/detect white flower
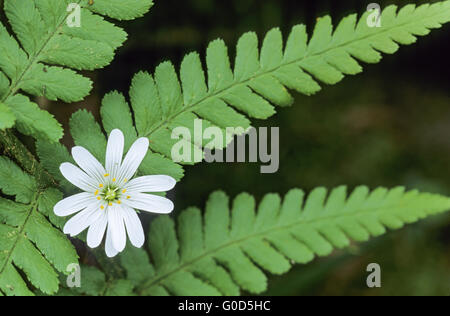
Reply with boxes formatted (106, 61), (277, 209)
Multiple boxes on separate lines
(54, 129), (176, 258)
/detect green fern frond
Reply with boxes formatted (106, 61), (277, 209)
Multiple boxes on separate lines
(0, 0), (153, 141)
(0, 156), (78, 296)
(54, 1), (450, 180)
(37, 1), (450, 184)
(115, 186), (450, 296)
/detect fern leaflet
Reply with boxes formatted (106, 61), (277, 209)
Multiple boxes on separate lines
(132, 186), (450, 296)
(0, 0), (153, 141)
(42, 1), (450, 181)
(0, 156), (78, 295)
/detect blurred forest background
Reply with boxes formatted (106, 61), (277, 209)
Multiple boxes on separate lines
(10, 0), (450, 295)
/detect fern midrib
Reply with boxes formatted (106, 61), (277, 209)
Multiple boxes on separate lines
(0, 191), (42, 277)
(143, 7), (448, 141)
(0, 0), (83, 104)
(138, 197), (438, 294)
(0, 130), (57, 187)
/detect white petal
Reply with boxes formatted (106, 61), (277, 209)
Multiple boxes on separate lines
(124, 193), (174, 214)
(117, 137), (149, 183)
(60, 163), (98, 192)
(122, 206), (145, 248)
(124, 175), (176, 193)
(54, 192), (95, 217)
(107, 205), (127, 252)
(105, 129), (124, 178)
(87, 212), (108, 248)
(72, 146), (106, 184)
(105, 225), (119, 258)
(63, 203), (102, 237)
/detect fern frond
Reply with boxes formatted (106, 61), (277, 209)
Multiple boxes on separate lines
(0, 156), (78, 296)
(38, 2), (450, 183)
(0, 0), (153, 141)
(116, 186), (450, 296)
(62, 1), (450, 180)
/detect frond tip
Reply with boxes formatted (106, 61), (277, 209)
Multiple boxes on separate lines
(125, 186), (450, 296)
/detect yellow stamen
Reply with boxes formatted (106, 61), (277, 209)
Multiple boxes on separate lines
(124, 178), (128, 183)
(117, 200), (122, 205)
(127, 196), (131, 199)
(97, 197), (101, 201)
(108, 202), (113, 206)
(99, 184), (104, 188)
(112, 178), (116, 182)
(122, 189), (127, 194)
(94, 190), (99, 195)
(100, 205), (105, 210)
(104, 173), (109, 177)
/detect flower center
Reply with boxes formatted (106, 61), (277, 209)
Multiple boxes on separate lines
(103, 186), (119, 202)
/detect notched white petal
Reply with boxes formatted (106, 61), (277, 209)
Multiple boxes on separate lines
(54, 192), (94, 217)
(72, 146), (106, 184)
(125, 175), (176, 193)
(105, 129), (124, 178)
(87, 212), (108, 249)
(124, 193), (174, 214)
(118, 137), (149, 183)
(107, 205), (127, 252)
(63, 204), (102, 237)
(105, 225), (119, 258)
(60, 162), (98, 192)
(122, 206), (145, 248)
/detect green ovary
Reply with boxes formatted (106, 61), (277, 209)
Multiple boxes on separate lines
(103, 186), (120, 202)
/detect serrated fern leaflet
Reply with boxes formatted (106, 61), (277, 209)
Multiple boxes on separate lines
(0, 156), (77, 295)
(48, 1), (450, 182)
(55, 186), (450, 296)
(0, 0), (153, 141)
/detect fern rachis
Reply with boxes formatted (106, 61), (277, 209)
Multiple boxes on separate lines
(142, 1), (450, 141)
(121, 186), (450, 296)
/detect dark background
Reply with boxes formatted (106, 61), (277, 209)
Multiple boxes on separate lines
(47, 0), (450, 295)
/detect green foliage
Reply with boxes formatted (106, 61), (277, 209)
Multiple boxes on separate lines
(47, 1), (450, 181)
(0, 1), (154, 296)
(4, 1), (450, 297)
(0, 0), (153, 142)
(37, 107), (185, 182)
(55, 264), (134, 296)
(135, 186), (450, 295)
(0, 156), (78, 296)
(57, 186), (450, 296)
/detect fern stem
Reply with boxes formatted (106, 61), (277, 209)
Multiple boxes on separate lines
(0, 191), (42, 278)
(0, 129), (55, 188)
